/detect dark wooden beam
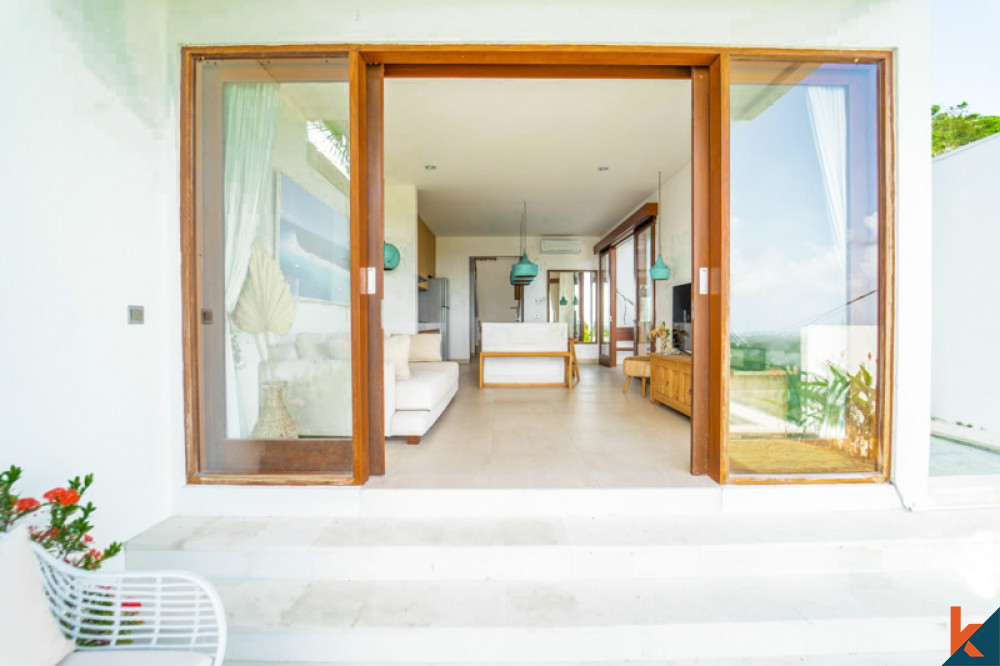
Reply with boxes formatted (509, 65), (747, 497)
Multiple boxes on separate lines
(593, 203), (658, 254)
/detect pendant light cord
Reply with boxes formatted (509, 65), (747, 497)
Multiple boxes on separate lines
(522, 200), (527, 255)
(657, 171), (662, 255)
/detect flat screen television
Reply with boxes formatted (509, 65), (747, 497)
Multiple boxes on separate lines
(672, 282), (692, 353)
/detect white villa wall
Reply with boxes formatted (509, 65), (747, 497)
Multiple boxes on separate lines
(436, 236), (602, 363)
(932, 134), (1000, 436)
(654, 164), (694, 336)
(383, 182), (418, 336)
(0, 1), (174, 548)
(0, 0), (932, 528)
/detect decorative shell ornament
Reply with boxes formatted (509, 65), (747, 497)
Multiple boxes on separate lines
(232, 247), (296, 335)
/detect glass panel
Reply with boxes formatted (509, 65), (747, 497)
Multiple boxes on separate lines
(600, 252), (611, 358)
(616, 237), (636, 359)
(547, 270), (597, 343)
(635, 224), (654, 354)
(195, 58), (353, 475)
(728, 60), (881, 476)
(580, 271), (597, 343)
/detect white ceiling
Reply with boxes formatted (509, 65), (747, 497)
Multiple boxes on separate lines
(384, 77), (692, 237)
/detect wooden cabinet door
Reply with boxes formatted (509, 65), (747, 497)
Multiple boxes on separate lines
(675, 365), (692, 410)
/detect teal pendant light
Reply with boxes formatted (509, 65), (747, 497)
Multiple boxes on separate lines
(649, 170), (672, 281)
(649, 255), (671, 281)
(383, 243), (401, 271)
(509, 201), (539, 285)
(559, 295), (568, 306)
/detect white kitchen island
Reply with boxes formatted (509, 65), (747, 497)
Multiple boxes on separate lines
(479, 322), (570, 387)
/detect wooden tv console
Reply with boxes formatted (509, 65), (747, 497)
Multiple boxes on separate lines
(649, 352), (692, 417)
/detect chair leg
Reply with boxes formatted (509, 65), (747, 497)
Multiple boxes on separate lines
(641, 377), (647, 397)
(623, 376), (631, 394)
(407, 435), (421, 445)
(569, 340), (580, 382)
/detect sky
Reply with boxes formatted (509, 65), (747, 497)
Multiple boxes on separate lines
(931, 0), (1000, 115)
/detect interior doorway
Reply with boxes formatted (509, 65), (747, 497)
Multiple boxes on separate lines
(471, 256), (520, 355)
(379, 72), (704, 487)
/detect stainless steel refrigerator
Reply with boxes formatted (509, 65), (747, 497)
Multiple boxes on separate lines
(418, 278), (449, 359)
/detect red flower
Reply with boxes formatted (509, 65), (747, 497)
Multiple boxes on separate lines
(83, 534), (94, 544)
(87, 549), (104, 561)
(43, 487), (80, 506)
(14, 497), (40, 512)
(122, 601), (142, 608)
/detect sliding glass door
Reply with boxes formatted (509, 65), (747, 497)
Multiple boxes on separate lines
(635, 222), (655, 355)
(727, 59), (884, 478)
(599, 249), (613, 365)
(185, 54), (379, 483)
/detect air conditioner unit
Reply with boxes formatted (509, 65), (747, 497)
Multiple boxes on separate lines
(539, 238), (582, 255)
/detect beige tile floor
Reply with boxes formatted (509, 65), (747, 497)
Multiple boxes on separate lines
(368, 361), (714, 489)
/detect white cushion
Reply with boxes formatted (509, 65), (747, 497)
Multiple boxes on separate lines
(58, 650), (212, 665)
(395, 362), (459, 411)
(0, 525), (75, 666)
(295, 333), (330, 359)
(409, 333), (442, 362)
(267, 343), (298, 362)
(385, 335), (411, 380)
(326, 333), (348, 360)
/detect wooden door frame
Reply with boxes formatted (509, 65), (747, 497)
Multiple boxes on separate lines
(180, 44), (894, 487)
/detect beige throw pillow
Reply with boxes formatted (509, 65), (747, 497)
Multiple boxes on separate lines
(409, 333), (443, 362)
(0, 525), (75, 666)
(385, 334), (411, 379)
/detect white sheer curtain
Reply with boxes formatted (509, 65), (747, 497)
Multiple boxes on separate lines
(806, 85), (848, 283)
(223, 83), (280, 437)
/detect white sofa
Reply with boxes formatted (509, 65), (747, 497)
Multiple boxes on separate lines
(384, 334), (459, 444)
(260, 331), (458, 442)
(260, 333), (351, 437)
(480, 322), (569, 384)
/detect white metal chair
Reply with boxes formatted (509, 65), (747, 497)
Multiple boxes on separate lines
(32, 544), (227, 665)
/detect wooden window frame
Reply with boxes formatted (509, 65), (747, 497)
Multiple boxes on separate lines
(180, 44), (894, 487)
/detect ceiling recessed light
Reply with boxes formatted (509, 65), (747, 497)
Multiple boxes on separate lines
(597, 166), (610, 172)
(424, 164), (437, 171)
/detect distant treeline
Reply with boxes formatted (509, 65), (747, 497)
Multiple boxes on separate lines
(932, 102), (1000, 156)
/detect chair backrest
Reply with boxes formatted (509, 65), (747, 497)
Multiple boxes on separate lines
(32, 544), (227, 664)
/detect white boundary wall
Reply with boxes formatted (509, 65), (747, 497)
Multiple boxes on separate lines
(932, 134), (1000, 439)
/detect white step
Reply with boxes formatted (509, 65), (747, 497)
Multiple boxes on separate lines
(126, 509), (1000, 581)
(212, 572), (976, 663)
(173, 485), (903, 519)
(125, 507), (1000, 663)
(229, 658), (943, 666)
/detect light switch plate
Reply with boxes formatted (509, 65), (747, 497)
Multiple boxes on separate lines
(127, 305), (145, 325)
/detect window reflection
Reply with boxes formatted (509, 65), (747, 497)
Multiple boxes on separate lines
(547, 270), (597, 343)
(728, 60), (881, 476)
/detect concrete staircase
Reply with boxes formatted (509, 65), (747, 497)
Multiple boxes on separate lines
(125, 487), (1000, 664)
